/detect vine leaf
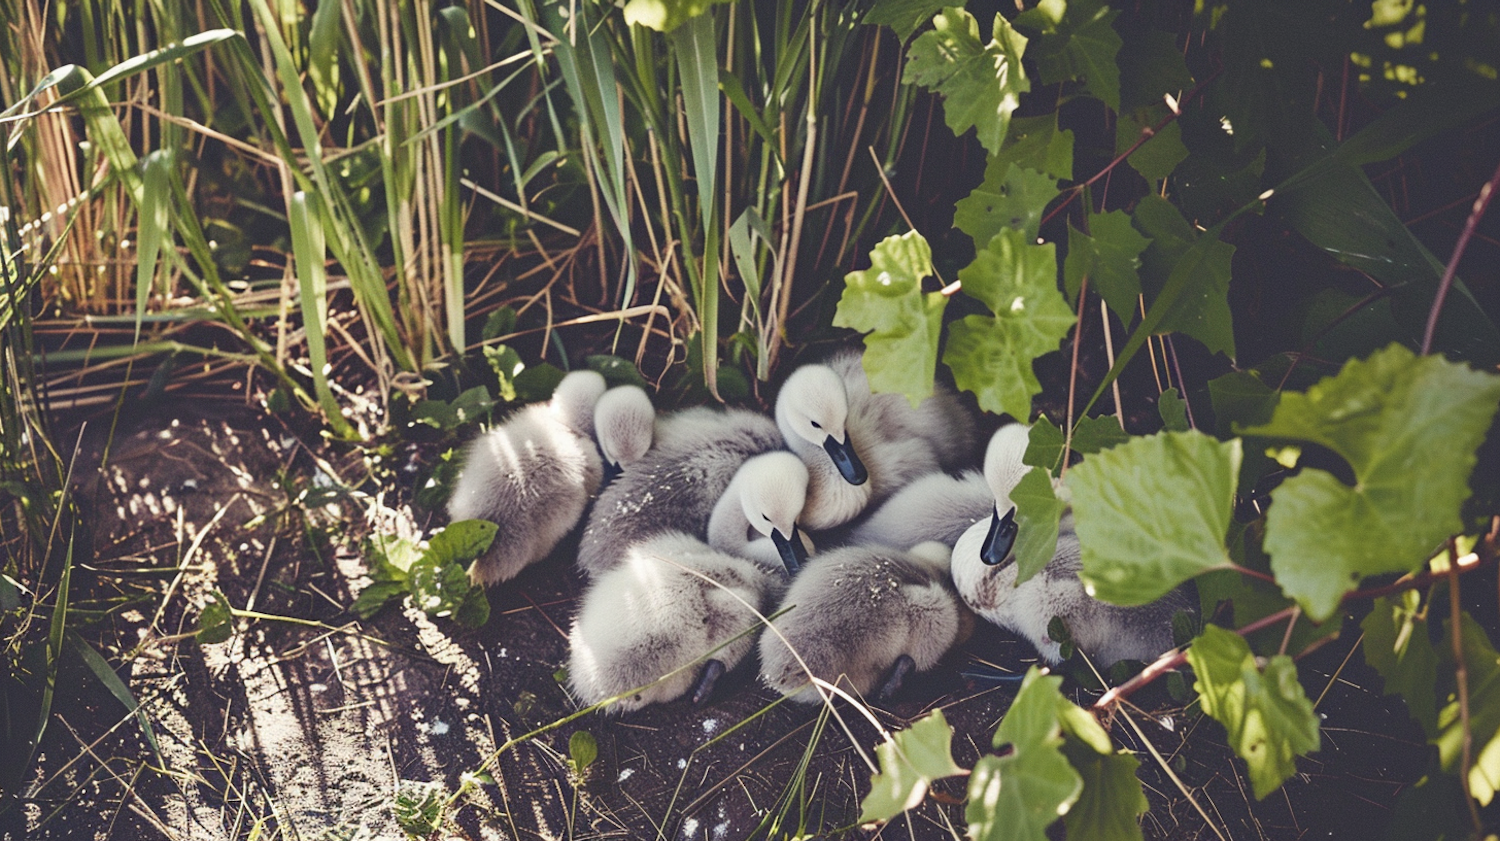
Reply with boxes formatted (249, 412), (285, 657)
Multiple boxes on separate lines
(1023, 414), (1130, 474)
(967, 669), (1083, 841)
(1131, 196), (1237, 358)
(954, 162), (1059, 248)
(1063, 209), (1148, 323)
(1014, 0), (1122, 112)
(1011, 468), (1066, 585)
(1362, 591), (1439, 737)
(1437, 613), (1500, 806)
(1117, 27), (1193, 113)
(1158, 388), (1189, 432)
(1116, 105), (1187, 181)
(622, 0), (731, 32)
(992, 114), (1075, 180)
(903, 8), (1030, 154)
(943, 229), (1072, 419)
(834, 231), (948, 406)
(1067, 431), (1240, 606)
(1186, 625), (1320, 800)
(863, 0), (952, 42)
(860, 710), (964, 822)
(1059, 741), (1148, 841)
(1241, 344), (1500, 620)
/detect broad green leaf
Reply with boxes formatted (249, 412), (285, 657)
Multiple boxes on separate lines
(1060, 741), (1147, 841)
(196, 591), (234, 644)
(427, 521), (499, 568)
(408, 556), (478, 621)
(1067, 431), (1240, 606)
(1362, 591), (1439, 737)
(586, 355), (648, 389)
(1131, 196), (1237, 358)
(351, 581), (408, 620)
(834, 232), (948, 406)
(1208, 371), (1278, 440)
(1243, 345), (1500, 620)
(1436, 614), (1500, 806)
(622, 0), (731, 32)
(863, 0), (952, 41)
(570, 730), (599, 771)
(1383, 772), (1471, 841)
(1116, 105), (1187, 182)
(954, 162), (1059, 248)
(968, 670), (1082, 841)
(903, 8), (1030, 154)
(1186, 625), (1320, 799)
(1011, 468), (1065, 585)
(1158, 388), (1189, 432)
(394, 779), (446, 838)
(1175, 109), (1267, 225)
(1014, 0), (1123, 111)
(1062, 209), (1148, 322)
(991, 114), (1075, 181)
(1201, 525), (1342, 656)
(1116, 27), (1193, 113)
(860, 709), (964, 822)
(1023, 414), (1131, 474)
(943, 230), (1071, 419)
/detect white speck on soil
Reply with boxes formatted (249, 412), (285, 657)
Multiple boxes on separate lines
(677, 758), (687, 769)
(618, 768), (635, 782)
(680, 817), (700, 838)
(431, 720), (450, 735)
(701, 718), (718, 734)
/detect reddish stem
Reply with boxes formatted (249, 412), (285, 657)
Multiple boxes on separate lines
(1421, 158), (1500, 355)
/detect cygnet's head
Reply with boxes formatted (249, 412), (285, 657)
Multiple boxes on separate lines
(733, 452), (812, 573)
(774, 364), (867, 486)
(594, 385), (655, 476)
(551, 370), (608, 435)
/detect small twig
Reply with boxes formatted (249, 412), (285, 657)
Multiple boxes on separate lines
(1163, 335), (1196, 430)
(1446, 536), (1484, 831)
(1421, 158), (1500, 355)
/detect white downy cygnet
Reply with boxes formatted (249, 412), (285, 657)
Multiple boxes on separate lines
(577, 409), (798, 576)
(568, 533), (786, 712)
(776, 348), (977, 530)
(593, 384), (656, 482)
(848, 470), (993, 551)
(447, 370), (607, 587)
(950, 425), (1190, 667)
(759, 541), (967, 703)
(705, 452), (815, 573)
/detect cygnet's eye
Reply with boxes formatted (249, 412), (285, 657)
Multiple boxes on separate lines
(809, 420), (822, 430)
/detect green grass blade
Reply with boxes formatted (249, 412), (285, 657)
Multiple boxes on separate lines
(289, 192), (355, 438)
(671, 12), (723, 394)
(66, 632), (162, 765)
(132, 151), (172, 345)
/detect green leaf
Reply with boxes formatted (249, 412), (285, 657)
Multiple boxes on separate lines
(1067, 431), (1240, 605)
(68, 633), (162, 764)
(1116, 105), (1187, 182)
(1383, 772), (1471, 841)
(622, 0), (731, 32)
(835, 232), (948, 406)
(1011, 468), (1065, 585)
(513, 363), (567, 403)
(351, 581), (408, 620)
(196, 591), (234, 644)
(903, 8), (1030, 154)
(1362, 591), (1439, 737)
(1023, 414), (1131, 474)
(1131, 196), (1237, 359)
(1208, 371), (1278, 440)
(1116, 27), (1193, 113)
(394, 779), (446, 838)
(944, 230), (1072, 419)
(484, 344), (524, 403)
(366, 533), (422, 580)
(1014, 0), (1122, 111)
(990, 114), (1075, 181)
(1436, 613), (1500, 806)
(1186, 625), (1320, 799)
(861, 709), (964, 822)
(1059, 741), (1147, 841)
(1158, 388), (1189, 432)
(1063, 209), (1148, 323)
(954, 161), (1059, 248)
(863, 0), (952, 42)
(570, 730), (599, 772)
(968, 669), (1082, 841)
(586, 355), (648, 389)
(1242, 345), (1500, 620)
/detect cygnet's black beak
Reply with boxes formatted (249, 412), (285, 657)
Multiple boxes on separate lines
(771, 525), (809, 575)
(822, 434), (868, 486)
(601, 458), (624, 487)
(980, 506), (1019, 567)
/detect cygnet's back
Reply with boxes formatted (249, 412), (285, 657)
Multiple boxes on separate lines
(577, 407), (784, 576)
(759, 542), (966, 702)
(848, 470), (993, 551)
(568, 533), (785, 712)
(447, 370), (607, 586)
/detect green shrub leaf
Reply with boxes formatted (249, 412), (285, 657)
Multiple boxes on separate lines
(863, 0), (953, 42)
(570, 730), (599, 772)
(860, 709), (964, 822)
(903, 8), (1030, 154)
(1132, 196), (1237, 359)
(1158, 388), (1189, 432)
(1059, 741), (1147, 841)
(944, 230), (1071, 419)
(1116, 105), (1187, 181)
(1187, 625), (1320, 799)
(1067, 431), (1240, 605)
(1023, 414), (1130, 474)
(1117, 28), (1193, 113)
(1242, 344), (1500, 620)
(1011, 468), (1065, 585)
(834, 231), (948, 406)
(1436, 614), (1500, 806)
(954, 161), (1059, 248)
(427, 520), (499, 567)
(1362, 591), (1439, 737)
(195, 591), (234, 645)
(1014, 0), (1122, 111)
(989, 114), (1075, 180)
(967, 669), (1083, 841)
(1063, 209), (1148, 323)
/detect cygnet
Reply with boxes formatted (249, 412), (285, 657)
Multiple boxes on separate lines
(759, 541), (967, 703)
(848, 470), (993, 551)
(577, 408), (793, 576)
(447, 370), (606, 587)
(776, 349), (977, 530)
(568, 533), (786, 712)
(593, 384), (656, 482)
(951, 425), (1190, 666)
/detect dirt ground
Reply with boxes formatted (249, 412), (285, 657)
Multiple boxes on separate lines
(7, 398), (1436, 841)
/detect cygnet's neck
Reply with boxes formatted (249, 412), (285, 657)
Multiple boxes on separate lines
(797, 452), (872, 531)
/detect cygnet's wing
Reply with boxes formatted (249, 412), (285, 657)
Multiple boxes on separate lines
(849, 471), (992, 550)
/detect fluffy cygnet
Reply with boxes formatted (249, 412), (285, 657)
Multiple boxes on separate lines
(705, 452), (815, 573)
(593, 384), (656, 481)
(447, 370), (606, 587)
(776, 348), (977, 530)
(950, 425), (1190, 666)
(568, 533), (786, 712)
(759, 542), (967, 703)
(576, 408), (788, 576)
(848, 470), (993, 551)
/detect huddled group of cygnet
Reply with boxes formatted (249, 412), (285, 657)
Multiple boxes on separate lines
(445, 349), (1190, 713)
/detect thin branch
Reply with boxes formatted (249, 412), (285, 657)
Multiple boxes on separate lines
(1421, 158), (1500, 354)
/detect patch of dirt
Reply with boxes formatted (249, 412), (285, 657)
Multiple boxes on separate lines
(11, 400), (1434, 841)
